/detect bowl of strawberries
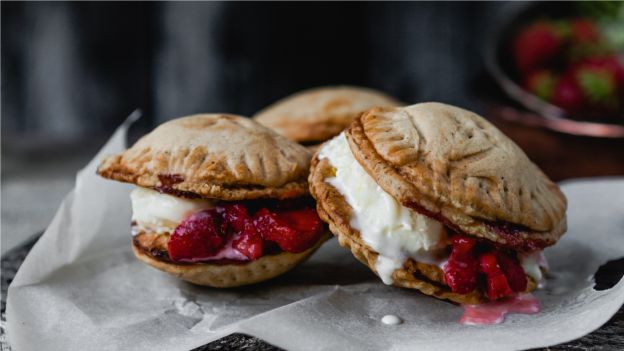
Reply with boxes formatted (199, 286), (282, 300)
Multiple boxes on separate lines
(485, 2), (624, 137)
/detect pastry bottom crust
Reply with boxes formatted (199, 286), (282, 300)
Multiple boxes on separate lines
(132, 232), (330, 288)
(310, 156), (536, 305)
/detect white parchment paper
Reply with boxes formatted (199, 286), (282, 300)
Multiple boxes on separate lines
(7, 118), (624, 351)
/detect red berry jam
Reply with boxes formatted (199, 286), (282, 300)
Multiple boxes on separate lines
(443, 234), (528, 301)
(167, 198), (324, 263)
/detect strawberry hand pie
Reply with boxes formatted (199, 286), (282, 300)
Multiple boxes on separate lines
(310, 103), (567, 304)
(98, 114), (329, 287)
(253, 86), (401, 149)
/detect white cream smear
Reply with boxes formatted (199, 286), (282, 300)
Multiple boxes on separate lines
(130, 187), (216, 235)
(130, 187), (248, 261)
(318, 133), (447, 285)
(520, 251), (549, 287)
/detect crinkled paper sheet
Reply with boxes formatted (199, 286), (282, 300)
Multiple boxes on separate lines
(7, 117), (624, 351)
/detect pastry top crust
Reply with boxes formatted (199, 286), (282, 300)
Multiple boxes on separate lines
(253, 86), (401, 143)
(345, 102), (567, 247)
(97, 114), (311, 200)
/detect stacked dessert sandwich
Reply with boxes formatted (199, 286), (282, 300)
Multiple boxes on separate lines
(254, 86), (401, 150)
(98, 114), (329, 287)
(309, 102), (567, 304)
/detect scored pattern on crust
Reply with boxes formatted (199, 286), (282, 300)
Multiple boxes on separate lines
(346, 103), (567, 246)
(132, 232), (331, 288)
(253, 86), (402, 143)
(309, 155), (537, 304)
(97, 114), (312, 200)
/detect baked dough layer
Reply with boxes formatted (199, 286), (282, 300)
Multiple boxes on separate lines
(132, 231), (330, 288)
(254, 86), (401, 143)
(98, 114), (311, 200)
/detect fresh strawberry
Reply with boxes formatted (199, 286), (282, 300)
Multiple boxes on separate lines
(479, 252), (514, 300)
(254, 207), (323, 253)
(553, 73), (586, 111)
(496, 252), (528, 292)
(577, 67), (618, 110)
(444, 235), (479, 294)
(513, 22), (562, 74)
(553, 60), (621, 115)
(577, 56), (624, 87)
(570, 19), (600, 43)
(168, 209), (226, 262)
(524, 69), (557, 101)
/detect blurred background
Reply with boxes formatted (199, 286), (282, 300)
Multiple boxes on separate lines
(2, 1), (623, 253)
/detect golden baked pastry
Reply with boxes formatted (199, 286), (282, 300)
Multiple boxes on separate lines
(309, 102), (565, 304)
(253, 86), (401, 145)
(99, 114), (311, 200)
(132, 232), (330, 288)
(98, 114), (329, 287)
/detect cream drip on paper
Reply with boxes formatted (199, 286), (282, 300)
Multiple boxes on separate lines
(318, 133), (447, 285)
(460, 293), (540, 325)
(381, 315), (403, 325)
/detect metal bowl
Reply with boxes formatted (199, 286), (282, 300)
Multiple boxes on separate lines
(483, 2), (624, 138)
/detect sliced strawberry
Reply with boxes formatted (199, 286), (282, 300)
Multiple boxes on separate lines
(220, 203), (250, 233)
(450, 235), (477, 257)
(486, 274), (514, 301)
(513, 22), (562, 74)
(278, 208), (324, 235)
(232, 225), (264, 260)
(444, 235), (529, 300)
(479, 252), (514, 300)
(168, 209), (226, 262)
(478, 252), (500, 275)
(254, 207), (323, 253)
(444, 235), (479, 294)
(496, 252), (528, 292)
(220, 203), (264, 260)
(443, 259), (479, 295)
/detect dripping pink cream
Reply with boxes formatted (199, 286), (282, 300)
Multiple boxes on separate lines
(460, 293), (540, 325)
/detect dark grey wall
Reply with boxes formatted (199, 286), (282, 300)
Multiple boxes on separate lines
(2, 1), (502, 145)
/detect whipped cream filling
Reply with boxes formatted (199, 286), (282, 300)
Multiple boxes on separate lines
(130, 187), (215, 235)
(131, 188), (255, 261)
(520, 251), (548, 285)
(318, 133), (448, 284)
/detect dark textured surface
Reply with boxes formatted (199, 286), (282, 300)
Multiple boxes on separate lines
(1, 235), (623, 351)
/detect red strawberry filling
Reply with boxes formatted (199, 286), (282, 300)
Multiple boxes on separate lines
(167, 199), (324, 263)
(255, 207), (324, 253)
(443, 234), (529, 301)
